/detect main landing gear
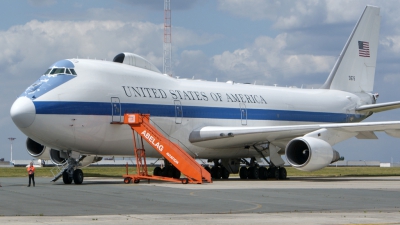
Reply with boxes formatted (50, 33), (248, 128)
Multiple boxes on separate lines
(153, 159), (181, 179)
(207, 159), (230, 180)
(239, 165), (287, 180)
(238, 157), (287, 180)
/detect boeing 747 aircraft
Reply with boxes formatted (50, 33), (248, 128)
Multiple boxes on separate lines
(10, 5), (400, 184)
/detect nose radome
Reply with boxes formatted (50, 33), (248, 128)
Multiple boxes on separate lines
(10, 97), (36, 128)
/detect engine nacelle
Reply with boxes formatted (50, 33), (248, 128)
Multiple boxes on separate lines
(26, 138), (51, 160)
(80, 156), (103, 167)
(50, 149), (67, 165)
(285, 137), (340, 172)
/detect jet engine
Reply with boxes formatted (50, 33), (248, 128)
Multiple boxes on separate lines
(26, 138), (51, 160)
(285, 137), (340, 171)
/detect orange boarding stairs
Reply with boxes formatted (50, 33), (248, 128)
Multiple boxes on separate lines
(122, 114), (212, 184)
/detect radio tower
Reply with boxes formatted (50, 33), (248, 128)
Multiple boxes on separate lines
(163, 0), (172, 76)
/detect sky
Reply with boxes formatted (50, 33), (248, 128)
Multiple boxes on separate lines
(2, 0), (400, 163)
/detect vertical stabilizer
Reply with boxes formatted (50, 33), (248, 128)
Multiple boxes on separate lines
(321, 6), (380, 93)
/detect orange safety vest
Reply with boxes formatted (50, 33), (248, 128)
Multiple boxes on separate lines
(27, 166), (35, 175)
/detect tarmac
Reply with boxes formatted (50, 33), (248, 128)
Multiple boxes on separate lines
(0, 176), (400, 224)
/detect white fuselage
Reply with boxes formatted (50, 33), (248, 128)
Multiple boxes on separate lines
(16, 59), (373, 159)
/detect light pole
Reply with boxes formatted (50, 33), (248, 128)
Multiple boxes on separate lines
(8, 137), (16, 164)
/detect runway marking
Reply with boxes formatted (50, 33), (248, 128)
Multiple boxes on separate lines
(189, 190), (262, 214)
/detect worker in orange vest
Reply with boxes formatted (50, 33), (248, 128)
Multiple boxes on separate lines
(27, 162), (35, 187)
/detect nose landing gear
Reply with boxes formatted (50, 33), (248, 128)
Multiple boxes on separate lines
(59, 155), (86, 185)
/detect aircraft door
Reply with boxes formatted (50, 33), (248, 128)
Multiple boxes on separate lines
(111, 97), (122, 123)
(240, 103), (247, 125)
(174, 100), (183, 124)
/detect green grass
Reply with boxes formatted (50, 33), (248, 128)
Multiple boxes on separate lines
(0, 166), (400, 178)
(0, 167), (140, 178)
(285, 167), (400, 177)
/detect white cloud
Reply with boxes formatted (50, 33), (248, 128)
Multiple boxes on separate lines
(217, 0), (395, 30)
(0, 19), (220, 79)
(381, 36), (400, 53)
(211, 33), (336, 84)
(0, 20), (161, 77)
(174, 50), (214, 79)
(173, 27), (223, 49)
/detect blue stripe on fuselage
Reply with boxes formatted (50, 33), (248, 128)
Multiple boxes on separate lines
(33, 101), (363, 123)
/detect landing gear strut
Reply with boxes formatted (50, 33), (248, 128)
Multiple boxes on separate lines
(210, 159), (230, 180)
(62, 156), (86, 185)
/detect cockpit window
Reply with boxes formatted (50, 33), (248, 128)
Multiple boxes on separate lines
(50, 68), (57, 74)
(53, 68), (65, 74)
(45, 67), (77, 76)
(69, 69), (77, 75)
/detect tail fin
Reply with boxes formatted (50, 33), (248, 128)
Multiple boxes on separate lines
(321, 5), (380, 93)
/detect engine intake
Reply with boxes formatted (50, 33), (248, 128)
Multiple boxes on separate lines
(286, 137), (340, 171)
(50, 149), (67, 165)
(26, 138), (51, 160)
(26, 138), (45, 157)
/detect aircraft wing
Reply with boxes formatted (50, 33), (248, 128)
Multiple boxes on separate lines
(189, 121), (400, 148)
(356, 101), (400, 113)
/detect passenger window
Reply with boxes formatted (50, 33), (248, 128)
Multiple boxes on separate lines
(70, 69), (77, 75)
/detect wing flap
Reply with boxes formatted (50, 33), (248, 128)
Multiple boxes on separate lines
(355, 131), (378, 139)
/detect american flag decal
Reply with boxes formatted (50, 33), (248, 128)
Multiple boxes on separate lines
(358, 41), (370, 57)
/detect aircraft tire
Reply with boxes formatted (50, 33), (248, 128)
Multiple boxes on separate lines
(173, 168), (181, 179)
(62, 171), (72, 184)
(279, 167), (287, 180)
(211, 166), (222, 179)
(161, 168), (168, 177)
(73, 169), (84, 184)
(268, 167), (276, 178)
(204, 166), (211, 174)
(274, 168), (280, 180)
(247, 166), (259, 179)
(167, 167), (174, 178)
(221, 167), (230, 179)
(239, 166), (248, 179)
(259, 167), (268, 180)
(153, 166), (162, 176)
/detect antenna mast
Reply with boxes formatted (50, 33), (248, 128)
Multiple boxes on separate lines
(163, 0), (172, 76)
